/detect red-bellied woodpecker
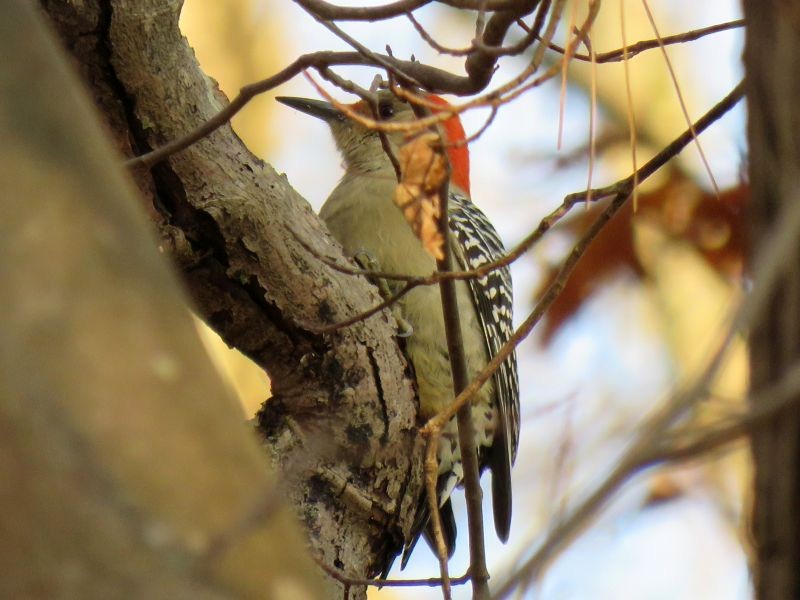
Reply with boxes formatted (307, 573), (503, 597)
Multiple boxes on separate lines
(278, 90), (519, 572)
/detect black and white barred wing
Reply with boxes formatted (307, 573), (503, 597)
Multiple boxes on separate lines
(448, 189), (519, 540)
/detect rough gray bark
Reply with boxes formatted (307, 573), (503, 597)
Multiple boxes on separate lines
(743, 2), (800, 598)
(37, 1), (424, 598)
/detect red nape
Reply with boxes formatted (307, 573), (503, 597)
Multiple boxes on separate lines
(426, 95), (471, 196)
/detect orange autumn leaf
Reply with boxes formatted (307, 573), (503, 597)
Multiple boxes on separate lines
(394, 132), (448, 260)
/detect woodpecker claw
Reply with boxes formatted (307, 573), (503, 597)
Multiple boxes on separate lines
(394, 316), (414, 338)
(352, 249), (379, 273)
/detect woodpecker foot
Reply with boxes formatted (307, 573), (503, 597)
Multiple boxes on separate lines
(353, 249), (414, 338)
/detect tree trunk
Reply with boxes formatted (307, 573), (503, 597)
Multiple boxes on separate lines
(27, 1), (424, 598)
(744, 1), (800, 598)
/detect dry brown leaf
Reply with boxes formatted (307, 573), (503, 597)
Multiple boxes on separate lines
(394, 132), (447, 260)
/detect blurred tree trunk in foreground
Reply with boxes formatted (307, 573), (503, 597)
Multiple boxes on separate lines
(744, 1), (800, 598)
(0, 2), (322, 598)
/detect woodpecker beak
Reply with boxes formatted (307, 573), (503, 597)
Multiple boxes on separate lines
(276, 96), (344, 122)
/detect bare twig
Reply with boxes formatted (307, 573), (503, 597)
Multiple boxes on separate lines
(640, 0), (720, 197)
(301, 0), (543, 90)
(297, 4), (424, 88)
(124, 0), (581, 171)
(122, 47), (495, 169)
(316, 558), (471, 588)
(300, 281), (415, 335)
(424, 438), (453, 599)
(290, 0), (431, 21)
(620, 0), (639, 210)
(291, 0), (522, 21)
(435, 175), (491, 598)
(407, 12), (473, 56)
(472, 0), (551, 58)
(541, 19), (746, 64)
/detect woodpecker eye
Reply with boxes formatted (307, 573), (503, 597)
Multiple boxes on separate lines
(378, 102), (394, 119)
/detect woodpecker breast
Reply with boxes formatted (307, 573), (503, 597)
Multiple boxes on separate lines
(320, 175), (519, 572)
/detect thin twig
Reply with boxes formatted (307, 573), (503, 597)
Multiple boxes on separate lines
(620, 0), (639, 210)
(436, 174), (491, 598)
(122, 47), (488, 169)
(292, 0), (520, 21)
(304, 2), (565, 138)
(316, 558), (471, 588)
(407, 12), (473, 56)
(300, 281), (415, 335)
(585, 26), (598, 207)
(541, 19), (746, 63)
(425, 437), (453, 599)
(292, 0), (575, 156)
(640, 0), (719, 197)
(297, 4), (424, 88)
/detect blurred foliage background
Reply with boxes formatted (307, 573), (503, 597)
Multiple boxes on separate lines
(180, 0), (749, 597)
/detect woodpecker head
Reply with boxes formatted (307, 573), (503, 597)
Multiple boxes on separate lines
(277, 89), (470, 195)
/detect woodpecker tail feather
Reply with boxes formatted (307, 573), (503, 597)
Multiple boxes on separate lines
(399, 497), (457, 572)
(488, 416), (513, 542)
